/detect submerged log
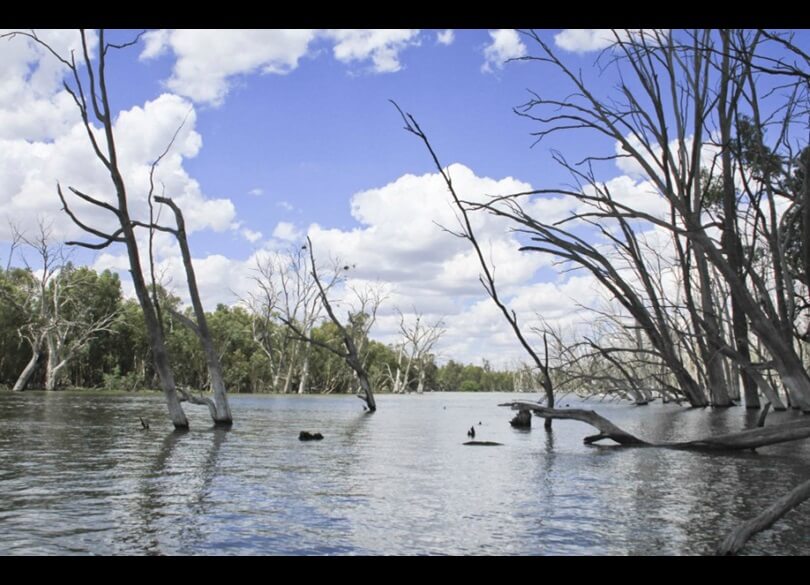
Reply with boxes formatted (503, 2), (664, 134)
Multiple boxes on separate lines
(499, 401), (810, 451)
(717, 477), (810, 555)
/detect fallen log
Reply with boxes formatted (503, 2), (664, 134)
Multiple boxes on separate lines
(464, 441), (503, 446)
(717, 477), (810, 555)
(499, 401), (810, 451)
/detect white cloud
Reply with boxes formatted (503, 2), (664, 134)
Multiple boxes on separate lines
(140, 29), (318, 106)
(248, 188), (263, 197)
(0, 29), (98, 141)
(554, 29), (615, 53)
(241, 228), (263, 244)
(0, 46), (236, 248)
(277, 201), (294, 212)
(482, 29), (526, 73)
(324, 29), (420, 73)
(139, 29), (422, 105)
(436, 30), (454, 46)
(272, 221), (303, 242)
(554, 29), (669, 54)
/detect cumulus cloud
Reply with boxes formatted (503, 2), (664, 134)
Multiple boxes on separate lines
(0, 38), (236, 249)
(272, 221), (303, 242)
(554, 29), (669, 54)
(553, 29), (615, 53)
(436, 30), (455, 46)
(0, 29), (98, 141)
(140, 29), (318, 106)
(139, 29), (422, 105)
(482, 29), (526, 73)
(324, 29), (420, 73)
(241, 228), (263, 243)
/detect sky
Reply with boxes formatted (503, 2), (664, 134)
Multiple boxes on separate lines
(2, 29), (806, 368)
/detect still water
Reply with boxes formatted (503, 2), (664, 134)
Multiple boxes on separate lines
(1, 391), (809, 555)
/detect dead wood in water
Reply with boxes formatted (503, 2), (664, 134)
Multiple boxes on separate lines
(499, 401), (810, 451)
(717, 478), (810, 555)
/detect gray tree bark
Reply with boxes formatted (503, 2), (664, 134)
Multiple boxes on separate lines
(155, 196), (232, 425)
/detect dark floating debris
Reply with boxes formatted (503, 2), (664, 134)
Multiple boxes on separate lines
(464, 441), (503, 446)
(299, 431), (324, 441)
(510, 409), (532, 429)
(139, 417), (149, 430)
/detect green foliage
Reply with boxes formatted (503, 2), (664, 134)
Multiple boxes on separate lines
(0, 263), (518, 393)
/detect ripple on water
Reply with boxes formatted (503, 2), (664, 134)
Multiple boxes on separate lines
(1, 391), (810, 555)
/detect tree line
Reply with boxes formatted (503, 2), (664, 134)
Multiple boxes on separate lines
(0, 243), (515, 395)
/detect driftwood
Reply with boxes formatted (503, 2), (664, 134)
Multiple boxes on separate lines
(464, 441), (503, 446)
(299, 431), (324, 441)
(717, 478), (810, 555)
(499, 401), (810, 451)
(501, 400), (810, 555)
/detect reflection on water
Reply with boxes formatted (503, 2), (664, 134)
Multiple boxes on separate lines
(1, 391), (809, 555)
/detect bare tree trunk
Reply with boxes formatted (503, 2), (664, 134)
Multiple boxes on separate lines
(501, 401), (810, 450)
(718, 477), (810, 555)
(13, 346), (42, 392)
(356, 368), (376, 411)
(694, 244), (732, 406)
(717, 30), (761, 410)
(297, 346), (311, 394)
(155, 196), (232, 425)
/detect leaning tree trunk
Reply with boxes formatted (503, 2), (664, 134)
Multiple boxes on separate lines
(356, 370), (377, 411)
(13, 345), (43, 392)
(156, 196), (232, 425)
(718, 477), (810, 555)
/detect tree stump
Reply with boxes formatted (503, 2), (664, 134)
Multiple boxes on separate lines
(510, 409), (532, 429)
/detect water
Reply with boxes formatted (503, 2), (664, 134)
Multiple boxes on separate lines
(1, 391), (809, 555)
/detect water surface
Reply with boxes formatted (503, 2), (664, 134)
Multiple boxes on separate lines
(1, 391), (809, 555)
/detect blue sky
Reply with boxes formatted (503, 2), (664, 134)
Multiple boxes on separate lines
(3, 29), (806, 366)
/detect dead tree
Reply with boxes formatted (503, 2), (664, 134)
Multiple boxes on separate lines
(3, 223), (61, 391)
(717, 477), (810, 555)
(501, 29), (810, 409)
(42, 264), (119, 390)
(148, 195), (232, 425)
(388, 308), (445, 394)
(3, 29), (189, 426)
(500, 400), (810, 450)
(248, 246), (328, 393)
(279, 237), (381, 411)
(394, 102), (556, 428)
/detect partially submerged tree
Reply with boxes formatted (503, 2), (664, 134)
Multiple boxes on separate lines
(1, 29), (220, 427)
(393, 102), (556, 428)
(505, 29), (810, 409)
(149, 195), (232, 425)
(279, 237), (385, 411)
(387, 309), (445, 394)
(248, 245), (327, 394)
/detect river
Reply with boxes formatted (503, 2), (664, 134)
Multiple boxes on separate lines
(1, 391), (809, 555)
